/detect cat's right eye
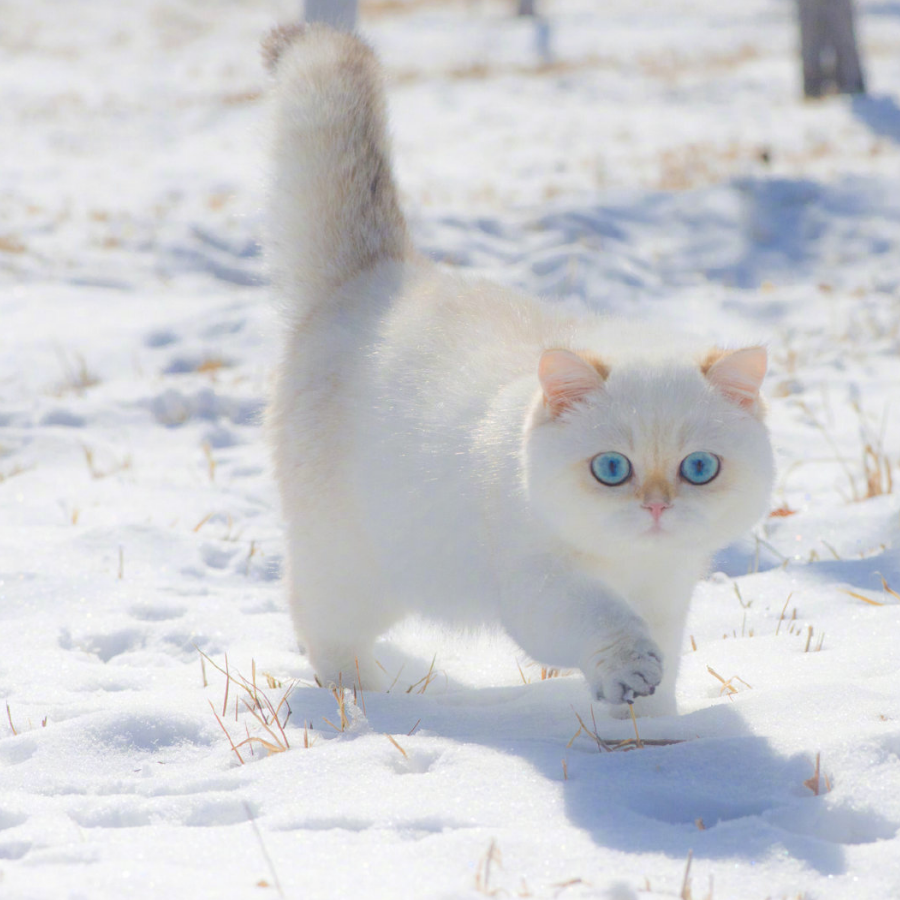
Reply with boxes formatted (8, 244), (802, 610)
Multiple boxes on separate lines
(590, 452), (632, 486)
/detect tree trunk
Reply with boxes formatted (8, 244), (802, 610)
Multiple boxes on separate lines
(798, 0), (865, 97)
(304, 0), (358, 31)
(517, 0), (537, 15)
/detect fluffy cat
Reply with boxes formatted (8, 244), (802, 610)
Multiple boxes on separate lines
(263, 24), (775, 716)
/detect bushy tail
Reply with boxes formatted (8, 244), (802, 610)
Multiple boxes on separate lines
(264, 24), (410, 312)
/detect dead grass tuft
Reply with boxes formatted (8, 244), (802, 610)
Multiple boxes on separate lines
(570, 704), (682, 753)
(405, 654), (441, 694)
(5, 703), (48, 735)
(517, 659), (572, 683)
(82, 444), (132, 479)
(323, 676), (351, 732)
(842, 577), (899, 606)
(803, 752), (832, 795)
(474, 839), (503, 896)
(795, 399), (895, 503)
(201, 442), (216, 482)
(195, 356), (230, 379)
(55, 349), (99, 395)
(0, 464), (32, 484)
(707, 666), (752, 699)
(0, 234), (26, 253)
(199, 648), (296, 763)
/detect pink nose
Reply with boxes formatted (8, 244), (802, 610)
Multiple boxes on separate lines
(643, 503), (671, 524)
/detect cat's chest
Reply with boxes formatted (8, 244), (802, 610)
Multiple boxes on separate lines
(586, 549), (703, 621)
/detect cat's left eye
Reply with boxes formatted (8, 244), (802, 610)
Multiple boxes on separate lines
(680, 451), (720, 485)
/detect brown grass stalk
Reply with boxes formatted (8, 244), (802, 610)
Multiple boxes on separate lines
(386, 734), (408, 758)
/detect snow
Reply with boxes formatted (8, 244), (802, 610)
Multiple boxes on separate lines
(1, 0), (900, 897)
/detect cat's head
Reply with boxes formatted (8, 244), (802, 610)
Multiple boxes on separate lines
(522, 346), (775, 557)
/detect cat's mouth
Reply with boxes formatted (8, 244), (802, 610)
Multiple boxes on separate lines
(642, 522), (668, 537)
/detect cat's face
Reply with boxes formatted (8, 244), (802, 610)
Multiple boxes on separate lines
(523, 349), (775, 557)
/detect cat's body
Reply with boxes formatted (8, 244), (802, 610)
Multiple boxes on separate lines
(265, 25), (775, 716)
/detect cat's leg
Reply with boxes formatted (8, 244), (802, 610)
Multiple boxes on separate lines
(285, 527), (399, 691)
(613, 581), (696, 717)
(499, 557), (664, 710)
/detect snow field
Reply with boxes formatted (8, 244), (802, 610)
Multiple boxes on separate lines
(1, 1), (900, 898)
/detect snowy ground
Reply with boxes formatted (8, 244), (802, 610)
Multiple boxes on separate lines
(1, 0), (900, 897)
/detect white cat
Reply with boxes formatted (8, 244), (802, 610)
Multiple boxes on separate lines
(263, 25), (775, 716)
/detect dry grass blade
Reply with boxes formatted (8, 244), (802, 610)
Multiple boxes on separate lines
(880, 575), (900, 601)
(628, 702), (644, 749)
(241, 696), (291, 752)
(474, 839), (503, 896)
(516, 658), (528, 685)
(571, 705), (681, 752)
(237, 735), (287, 755)
(82, 444), (132, 480)
(355, 657), (366, 716)
(244, 801), (285, 900)
(804, 752), (823, 795)
(202, 442), (216, 482)
(55, 348), (99, 395)
(198, 648), (296, 758)
(245, 539), (262, 575)
(209, 700), (245, 764)
(193, 512), (214, 533)
(386, 734), (408, 758)
(733, 583), (751, 608)
(383, 660), (405, 693)
(776, 593), (793, 636)
(222, 652), (231, 716)
(566, 724), (583, 749)
(406, 654), (438, 694)
(680, 849), (693, 900)
(6, 702), (17, 736)
(707, 665), (751, 698)
(0, 463), (33, 485)
(821, 539), (841, 560)
(841, 588), (885, 606)
(330, 677), (350, 730)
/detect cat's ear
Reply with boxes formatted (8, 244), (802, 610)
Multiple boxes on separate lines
(703, 346), (767, 411)
(538, 349), (607, 417)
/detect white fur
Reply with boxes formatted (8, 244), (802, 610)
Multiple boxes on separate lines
(265, 26), (775, 715)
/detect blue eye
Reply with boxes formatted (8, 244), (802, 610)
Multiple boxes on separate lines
(590, 452), (632, 486)
(680, 451), (720, 485)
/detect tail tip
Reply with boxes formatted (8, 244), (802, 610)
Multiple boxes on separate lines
(261, 22), (308, 73)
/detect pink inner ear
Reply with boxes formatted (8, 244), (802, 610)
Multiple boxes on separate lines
(704, 346), (768, 408)
(538, 349), (605, 417)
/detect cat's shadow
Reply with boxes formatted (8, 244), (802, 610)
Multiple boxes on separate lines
(288, 652), (888, 879)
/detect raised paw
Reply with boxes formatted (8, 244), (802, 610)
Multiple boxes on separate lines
(587, 637), (663, 706)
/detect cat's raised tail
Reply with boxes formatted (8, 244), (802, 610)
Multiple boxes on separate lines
(264, 24), (411, 312)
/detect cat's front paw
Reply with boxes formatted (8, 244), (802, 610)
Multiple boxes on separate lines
(586, 637), (663, 706)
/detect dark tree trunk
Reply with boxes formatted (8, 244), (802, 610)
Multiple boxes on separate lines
(798, 0), (865, 97)
(304, 0), (358, 31)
